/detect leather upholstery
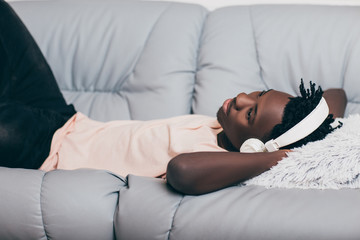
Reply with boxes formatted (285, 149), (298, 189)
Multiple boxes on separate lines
(1, 1), (360, 239)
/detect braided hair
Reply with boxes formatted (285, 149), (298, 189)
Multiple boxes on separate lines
(268, 80), (342, 149)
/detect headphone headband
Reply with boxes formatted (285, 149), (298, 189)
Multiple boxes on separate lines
(264, 97), (329, 152)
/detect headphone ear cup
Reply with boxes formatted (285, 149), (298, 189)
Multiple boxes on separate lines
(240, 138), (266, 153)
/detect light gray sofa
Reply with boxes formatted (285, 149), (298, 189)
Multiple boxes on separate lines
(1, 1), (360, 239)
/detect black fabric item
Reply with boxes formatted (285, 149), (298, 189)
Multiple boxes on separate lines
(0, 0), (76, 168)
(0, 102), (68, 169)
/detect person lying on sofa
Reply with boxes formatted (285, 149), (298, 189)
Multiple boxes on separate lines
(0, 1), (347, 195)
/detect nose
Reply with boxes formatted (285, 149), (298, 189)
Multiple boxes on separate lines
(235, 93), (256, 110)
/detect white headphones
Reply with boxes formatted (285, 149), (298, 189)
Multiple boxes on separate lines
(240, 97), (329, 153)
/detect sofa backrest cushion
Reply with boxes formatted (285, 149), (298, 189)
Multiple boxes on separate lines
(11, 1), (360, 120)
(194, 5), (360, 117)
(193, 6), (264, 116)
(11, 0), (207, 121)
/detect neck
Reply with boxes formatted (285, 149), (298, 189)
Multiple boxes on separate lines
(217, 131), (238, 152)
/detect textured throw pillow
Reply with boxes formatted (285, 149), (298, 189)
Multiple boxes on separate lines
(245, 114), (360, 189)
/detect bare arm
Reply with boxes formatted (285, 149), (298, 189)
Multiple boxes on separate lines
(323, 88), (347, 118)
(166, 150), (288, 195)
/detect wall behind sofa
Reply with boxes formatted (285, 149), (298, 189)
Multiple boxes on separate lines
(6, 0), (360, 8)
(148, 0), (360, 10)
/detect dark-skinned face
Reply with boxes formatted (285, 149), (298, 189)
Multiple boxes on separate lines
(216, 90), (292, 150)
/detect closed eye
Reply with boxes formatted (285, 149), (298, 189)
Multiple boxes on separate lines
(249, 89), (271, 123)
(247, 108), (252, 120)
(246, 106), (257, 124)
(259, 90), (266, 97)
(259, 89), (272, 97)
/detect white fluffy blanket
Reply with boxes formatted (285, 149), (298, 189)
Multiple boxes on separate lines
(245, 114), (360, 189)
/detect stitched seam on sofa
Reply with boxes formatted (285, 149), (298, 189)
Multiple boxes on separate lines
(121, 3), (170, 90)
(94, 14), (116, 88)
(248, 6), (268, 89)
(194, 8), (209, 73)
(39, 171), (50, 240)
(166, 195), (185, 240)
(192, 8), (210, 114)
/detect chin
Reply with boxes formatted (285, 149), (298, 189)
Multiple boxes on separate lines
(216, 107), (225, 127)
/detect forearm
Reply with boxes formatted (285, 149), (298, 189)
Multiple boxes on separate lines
(166, 151), (287, 195)
(323, 88), (347, 118)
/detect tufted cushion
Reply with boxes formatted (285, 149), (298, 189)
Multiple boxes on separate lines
(193, 6), (264, 117)
(194, 5), (360, 117)
(12, 0), (208, 121)
(0, 167), (124, 240)
(115, 174), (360, 240)
(0, 168), (46, 239)
(251, 5), (360, 116)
